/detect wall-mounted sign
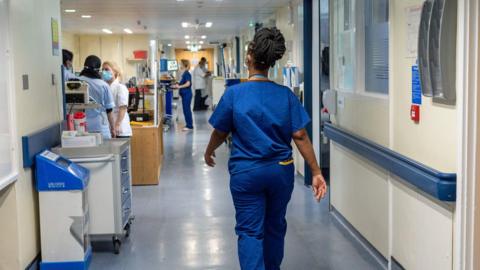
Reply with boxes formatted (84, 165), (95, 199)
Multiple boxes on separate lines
(412, 65), (422, 105)
(51, 18), (59, 56)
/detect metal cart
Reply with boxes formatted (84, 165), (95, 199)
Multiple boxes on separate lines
(53, 139), (134, 254)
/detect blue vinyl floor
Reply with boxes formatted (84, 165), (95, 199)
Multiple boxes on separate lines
(90, 110), (383, 270)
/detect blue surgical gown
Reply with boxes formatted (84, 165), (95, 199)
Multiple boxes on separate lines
(79, 76), (115, 139)
(209, 81), (311, 175)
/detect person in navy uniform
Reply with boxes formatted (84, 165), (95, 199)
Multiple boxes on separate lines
(205, 27), (327, 270)
(172, 59), (194, 131)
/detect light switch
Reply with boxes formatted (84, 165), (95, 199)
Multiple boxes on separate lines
(22, 74), (29, 90)
(337, 96), (345, 109)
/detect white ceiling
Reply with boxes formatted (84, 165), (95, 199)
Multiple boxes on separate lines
(60, 0), (292, 46)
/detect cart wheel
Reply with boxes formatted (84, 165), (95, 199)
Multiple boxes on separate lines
(113, 238), (121, 255)
(125, 223), (131, 238)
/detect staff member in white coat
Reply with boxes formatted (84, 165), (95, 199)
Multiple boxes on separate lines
(193, 57), (211, 111)
(79, 55), (116, 139)
(102, 61), (132, 138)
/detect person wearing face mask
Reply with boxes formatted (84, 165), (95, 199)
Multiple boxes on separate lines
(101, 61), (132, 138)
(62, 49), (76, 82)
(171, 59), (194, 131)
(204, 28), (327, 270)
(79, 55), (116, 139)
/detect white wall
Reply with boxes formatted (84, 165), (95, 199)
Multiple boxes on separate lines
(329, 0), (457, 269)
(389, 0), (456, 268)
(0, 0), (63, 269)
(62, 33), (151, 81)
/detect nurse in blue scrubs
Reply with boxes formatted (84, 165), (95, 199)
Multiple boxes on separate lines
(205, 27), (327, 270)
(172, 59), (194, 131)
(79, 55), (116, 139)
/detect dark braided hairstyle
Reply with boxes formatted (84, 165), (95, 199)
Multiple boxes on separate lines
(248, 27), (286, 70)
(79, 55), (102, 79)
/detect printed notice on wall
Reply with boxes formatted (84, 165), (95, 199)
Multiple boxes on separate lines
(412, 65), (422, 105)
(51, 18), (59, 56)
(406, 6), (422, 58)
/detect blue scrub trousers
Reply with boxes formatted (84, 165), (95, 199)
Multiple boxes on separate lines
(180, 89), (193, 129)
(230, 162), (295, 270)
(165, 90), (173, 117)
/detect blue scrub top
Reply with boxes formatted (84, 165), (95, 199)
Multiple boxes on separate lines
(209, 81), (311, 175)
(63, 66), (77, 82)
(179, 71), (192, 93)
(79, 76), (115, 139)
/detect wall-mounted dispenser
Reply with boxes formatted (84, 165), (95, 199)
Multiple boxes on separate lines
(418, 0), (457, 104)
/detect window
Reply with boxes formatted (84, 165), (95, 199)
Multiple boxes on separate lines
(332, 0), (389, 95)
(0, 0), (18, 190)
(332, 0), (356, 92)
(364, 0), (389, 94)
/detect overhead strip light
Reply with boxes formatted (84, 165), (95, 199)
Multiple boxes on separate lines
(167, 44), (172, 47)
(65, 9), (76, 13)
(124, 28), (133, 34)
(102, 29), (113, 34)
(182, 22), (189, 28)
(201, 35), (207, 39)
(185, 35), (190, 39)
(205, 22), (213, 28)
(81, 15), (92, 19)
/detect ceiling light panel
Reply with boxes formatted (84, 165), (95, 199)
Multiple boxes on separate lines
(182, 22), (189, 28)
(81, 15), (92, 18)
(102, 29), (113, 34)
(64, 9), (76, 13)
(205, 22), (213, 28)
(124, 28), (133, 34)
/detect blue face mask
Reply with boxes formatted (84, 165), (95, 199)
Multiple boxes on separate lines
(102, 70), (113, 81)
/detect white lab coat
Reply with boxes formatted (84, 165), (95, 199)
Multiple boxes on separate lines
(111, 80), (132, 137)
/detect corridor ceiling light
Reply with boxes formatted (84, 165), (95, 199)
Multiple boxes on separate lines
(186, 41), (191, 44)
(184, 35), (190, 39)
(182, 22), (189, 28)
(64, 9), (76, 13)
(123, 28), (133, 34)
(205, 22), (213, 28)
(199, 41), (204, 44)
(201, 35), (207, 39)
(102, 28), (113, 34)
(167, 43), (172, 47)
(81, 15), (92, 18)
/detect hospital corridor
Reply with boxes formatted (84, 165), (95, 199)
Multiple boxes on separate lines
(1, 0), (480, 270)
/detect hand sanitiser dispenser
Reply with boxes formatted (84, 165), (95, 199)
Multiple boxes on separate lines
(35, 150), (92, 270)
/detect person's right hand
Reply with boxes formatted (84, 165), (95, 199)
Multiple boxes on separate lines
(312, 174), (327, 202)
(204, 151), (216, 167)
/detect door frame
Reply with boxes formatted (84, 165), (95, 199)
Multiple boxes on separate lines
(455, 0), (480, 269)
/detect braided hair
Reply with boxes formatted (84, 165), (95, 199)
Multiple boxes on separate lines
(80, 55), (102, 79)
(248, 27), (286, 70)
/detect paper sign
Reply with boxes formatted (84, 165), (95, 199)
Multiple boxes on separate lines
(51, 18), (59, 56)
(406, 6), (422, 58)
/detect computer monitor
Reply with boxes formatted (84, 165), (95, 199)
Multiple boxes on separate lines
(167, 60), (178, 71)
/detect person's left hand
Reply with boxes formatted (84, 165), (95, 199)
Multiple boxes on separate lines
(204, 151), (216, 167)
(111, 127), (117, 138)
(312, 174), (327, 202)
(171, 84), (179, 89)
